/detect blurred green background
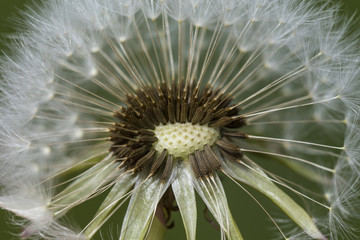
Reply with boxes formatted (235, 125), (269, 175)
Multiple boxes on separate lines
(0, 1), (359, 240)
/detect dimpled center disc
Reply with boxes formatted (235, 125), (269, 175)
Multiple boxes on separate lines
(153, 122), (220, 159)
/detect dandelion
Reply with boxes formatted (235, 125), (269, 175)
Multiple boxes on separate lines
(0, 0), (359, 239)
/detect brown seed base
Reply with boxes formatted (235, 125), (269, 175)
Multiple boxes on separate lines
(110, 82), (247, 179)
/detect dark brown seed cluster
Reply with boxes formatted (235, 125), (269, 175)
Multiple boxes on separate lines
(109, 82), (247, 179)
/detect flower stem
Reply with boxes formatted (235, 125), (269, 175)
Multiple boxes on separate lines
(146, 217), (167, 240)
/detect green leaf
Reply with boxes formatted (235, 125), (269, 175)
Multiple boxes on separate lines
(224, 159), (326, 239)
(172, 161), (197, 240)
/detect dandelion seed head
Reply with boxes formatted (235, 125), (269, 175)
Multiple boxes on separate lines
(0, 0), (359, 239)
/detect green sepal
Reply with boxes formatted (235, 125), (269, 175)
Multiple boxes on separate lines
(193, 172), (244, 240)
(119, 170), (175, 240)
(224, 159), (326, 239)
(172, 161), (197, 240)
(51, 155), (118, 216)
(83, 172), (136, 238)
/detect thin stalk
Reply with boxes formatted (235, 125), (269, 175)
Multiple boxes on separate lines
(146, 217), (167, 240)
